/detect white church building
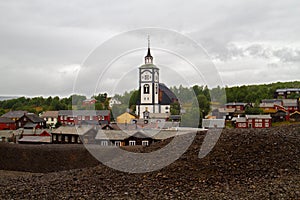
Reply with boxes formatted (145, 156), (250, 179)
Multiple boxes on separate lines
(136, 38), (178, 119)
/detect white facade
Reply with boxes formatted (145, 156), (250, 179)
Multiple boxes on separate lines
(109, 98), (121, 108)
(136, 39), (162, 119)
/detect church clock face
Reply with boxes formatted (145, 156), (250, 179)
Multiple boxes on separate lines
(141, 71), (151, 81)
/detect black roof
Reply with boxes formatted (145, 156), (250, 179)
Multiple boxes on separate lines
(0, 117), (15, 123)
(159, 83), (178, 104)
(25, 113), (45, 123)
(2, 111), (27, 118)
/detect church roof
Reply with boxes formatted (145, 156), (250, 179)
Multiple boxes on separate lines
(159, 83), (178, 105)
(139, 63), (159, 69)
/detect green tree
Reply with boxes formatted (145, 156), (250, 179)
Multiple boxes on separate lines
(170, 102), (181, 115)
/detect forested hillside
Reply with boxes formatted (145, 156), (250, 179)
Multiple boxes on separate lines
(0, 81), (299, 116)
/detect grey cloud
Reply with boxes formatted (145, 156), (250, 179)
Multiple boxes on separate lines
(0, 0), (300, 96)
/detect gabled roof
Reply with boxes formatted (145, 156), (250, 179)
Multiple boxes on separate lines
(290, 111), (300, 117)
(126, 131), (152, 139)
(25, 113), (45, 123)
(51, 125), (92, 135)
(159, 83), (178, 105)
(18, 136), (51, 143)
(40, 111), (59, 118)
(2, 111), (27, 119)
(95, 130), (129, 140)
(0, 117), (15, 123)
(246, 114), (272, 119)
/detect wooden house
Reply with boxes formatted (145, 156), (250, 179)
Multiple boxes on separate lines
(235, 115), (272, 128)
(0, 117), (16, 130)
(282, 99), (299, 113)
(40, 111), (59, 128)
(16, 113), (46, 129)
(58, 110), (110, 126)
(116, 112), (137, 124)
(51, 126), (92, 144)
(1, 111), (27, 122)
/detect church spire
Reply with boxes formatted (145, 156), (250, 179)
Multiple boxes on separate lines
(145, 35), (153, 64)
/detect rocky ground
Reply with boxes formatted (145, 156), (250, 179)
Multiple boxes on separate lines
(0, 124), (299, 199)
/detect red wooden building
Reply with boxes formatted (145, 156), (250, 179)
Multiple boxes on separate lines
(225, 102), (247, 111)
(58, 110), (110, 126)
(0, 117), (16, 130)
(235, 115), (272, 128)
(16, 113), (46, 129)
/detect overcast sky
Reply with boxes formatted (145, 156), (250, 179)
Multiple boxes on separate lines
(0, 0), (299, 97)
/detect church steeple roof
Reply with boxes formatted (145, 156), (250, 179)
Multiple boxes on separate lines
(145, 35), (153, 64)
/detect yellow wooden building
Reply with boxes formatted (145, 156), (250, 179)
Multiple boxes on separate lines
(116, 112), (136, 124)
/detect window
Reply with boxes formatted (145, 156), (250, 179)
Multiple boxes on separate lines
(155, 84), (158, 94)
(115, 141), (121, 146)
(101, 141), (108, 146)
(255, 123), (262, 127)
(265, 123), (269, 127)
(129, 140), (136, 146)
(142, 140), (149, 146)
(144, 84), (150, 94)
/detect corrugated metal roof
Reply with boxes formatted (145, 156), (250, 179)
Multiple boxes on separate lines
(18, 136), (51, 143)
(51, 126), (92, 135)
(95, 129), (200, 140)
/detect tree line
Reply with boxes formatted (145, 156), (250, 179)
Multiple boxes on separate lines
(0, 81), (299, 118)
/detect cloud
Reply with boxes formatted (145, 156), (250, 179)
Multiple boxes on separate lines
(0, 0), (300, 96)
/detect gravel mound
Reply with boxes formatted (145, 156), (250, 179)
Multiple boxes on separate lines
(0, 125), (299, 199)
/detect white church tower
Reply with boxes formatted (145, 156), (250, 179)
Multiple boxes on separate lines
(136, 36), (160, 119)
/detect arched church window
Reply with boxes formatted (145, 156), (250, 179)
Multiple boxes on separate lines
(144, 84), (150, 94)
